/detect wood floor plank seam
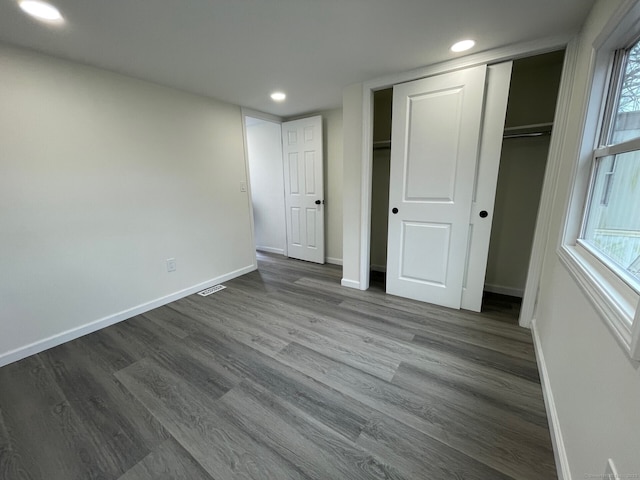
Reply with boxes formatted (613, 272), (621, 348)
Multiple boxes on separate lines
(0, 251), (557, 480)
(156, 292), (552, 480)
(117, 438), (215, 480)
(336, 298), (536, 357)
(179, 329), (373, 444)
(210, 334), (530, 480)
(293, 275), (531, 330)
(194, 282), (538, 396)
(115, 356), (310, 480)
(276, 341), (556, 480)
(211, 284), (543, 407)
(215, 378), (405, 480)
(171, 293), (402, 382)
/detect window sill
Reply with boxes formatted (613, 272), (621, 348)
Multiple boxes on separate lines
(558, 244), (639, 360)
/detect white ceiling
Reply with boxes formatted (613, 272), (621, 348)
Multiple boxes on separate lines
(0, 0), (595, 117)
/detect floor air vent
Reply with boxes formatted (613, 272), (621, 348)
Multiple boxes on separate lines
(197, 285), (226, 296)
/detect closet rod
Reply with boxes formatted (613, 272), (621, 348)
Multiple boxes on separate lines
(503, 131), (552, 140)
(373, 140), (391, 150)
(503, 122), (553, 139)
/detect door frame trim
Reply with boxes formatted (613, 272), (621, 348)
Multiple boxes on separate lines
(241, 108), (286, 259)
(353, 33), (574, 326)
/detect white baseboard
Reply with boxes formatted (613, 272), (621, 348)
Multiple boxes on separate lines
(341, 278), (361, 289)
(370, 264), (386, 273)
(531, 319), (571, 480)
(0, 264), (257, 368)
(484, 283), (524, 298)
(256, 246), (285, 255)
(326, 257), (343, 266)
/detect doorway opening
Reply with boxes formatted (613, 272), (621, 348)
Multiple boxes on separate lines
(244, 113), (326, 264)
(369, 50), (565, 316)
(244, 115), (287, 256)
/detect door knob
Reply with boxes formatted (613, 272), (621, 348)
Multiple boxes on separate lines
(392, 208), (398, 214)
(479, 210), (488, 218)
(315, 200), (321, 205)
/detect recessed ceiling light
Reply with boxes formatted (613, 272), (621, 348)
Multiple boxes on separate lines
(18, 0), (63, 22)
(270, 92), (286, 102)
(451, 39), (475, 53)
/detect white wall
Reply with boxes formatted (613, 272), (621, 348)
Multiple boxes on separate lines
(370, 149), (390, 271)
(0, 44), (255, 365)
(485, 136), (550, 296)
(322, 108), (344, 264)
(504, 51), (565, 129)
(341, 83), (364, 287)
(535, 0), (640, 477)
(246, 119), (286, 254)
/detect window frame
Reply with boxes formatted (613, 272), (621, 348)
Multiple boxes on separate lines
(577, 140), (640, 295)
(559, 2), (640, 361)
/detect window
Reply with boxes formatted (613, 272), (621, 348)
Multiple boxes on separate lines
(580, 39), (640, 294)
(559, 9), (640, 361)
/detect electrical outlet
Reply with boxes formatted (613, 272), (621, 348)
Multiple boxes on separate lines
(240, 181), (247, 192)
(166, 258), (176, 272)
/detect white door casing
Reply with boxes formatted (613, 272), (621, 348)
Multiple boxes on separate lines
(282, 115), (325, 264)
(386, 65), (487, 308)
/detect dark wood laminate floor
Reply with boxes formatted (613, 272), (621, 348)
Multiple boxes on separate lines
(0, 253), (557, 480)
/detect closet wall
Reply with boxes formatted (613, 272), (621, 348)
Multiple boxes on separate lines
(246, 117), (286, 254)
(370, 88), (393, 271)
(485, 51), (564, 297)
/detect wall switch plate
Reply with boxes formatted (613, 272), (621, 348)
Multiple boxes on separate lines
(166, 258), (176, 272)
(240, 181), (247, 192)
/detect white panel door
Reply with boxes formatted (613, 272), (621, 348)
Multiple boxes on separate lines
(386, 66), (487, 308)
(461, 62), (512, 311)
(282, 115), (325, 264)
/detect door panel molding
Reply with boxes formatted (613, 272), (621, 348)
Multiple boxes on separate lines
(282, 115), (325, 264)
(386, 65), (487, 309)
(399, 221), (451, 285)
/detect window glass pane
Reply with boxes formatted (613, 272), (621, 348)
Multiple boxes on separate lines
(583, 151), (640, 287)
(612, 41), (640, 143)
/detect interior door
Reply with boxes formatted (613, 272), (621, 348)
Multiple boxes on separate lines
(282, 115), (325, 264)
(461, 62), (512, 311)
(386, 66), (487, 308)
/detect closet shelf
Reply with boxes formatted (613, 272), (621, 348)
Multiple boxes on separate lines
(503, 122), (553, 139)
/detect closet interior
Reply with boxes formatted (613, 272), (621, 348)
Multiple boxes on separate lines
(369, 50), (565, 303)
